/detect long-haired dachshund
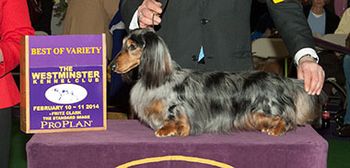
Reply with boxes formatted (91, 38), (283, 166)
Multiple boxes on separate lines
(111, 28), (325, 137)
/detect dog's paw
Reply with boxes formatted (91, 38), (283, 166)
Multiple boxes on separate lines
(261, 128), (286, 136)
(256, 114), (288, 136)
(155, 127), (177, 137)
(261, 121), (287, 136)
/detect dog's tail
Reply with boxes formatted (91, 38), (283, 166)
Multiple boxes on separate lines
(292, 79), (328, 125)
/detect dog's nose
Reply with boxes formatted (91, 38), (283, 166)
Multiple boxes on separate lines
(108, 58), (118, 72)
(109, 53), (121, 72)
(111, 64), (117, 72)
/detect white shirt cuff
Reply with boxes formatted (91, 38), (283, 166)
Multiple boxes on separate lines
(294, 48), (319, 65)
(129, 10), (140, 30)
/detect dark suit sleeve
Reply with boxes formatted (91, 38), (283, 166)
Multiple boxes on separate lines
(266, 0), (315, 58)
(120, 0), (143, 32)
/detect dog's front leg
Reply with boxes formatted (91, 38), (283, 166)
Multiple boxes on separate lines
(155, 112), (190, 137)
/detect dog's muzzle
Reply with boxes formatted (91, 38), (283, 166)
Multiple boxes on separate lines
(109, 53), (120, 73)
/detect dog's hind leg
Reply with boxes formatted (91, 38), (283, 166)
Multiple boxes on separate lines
(251, 113), (291, 136)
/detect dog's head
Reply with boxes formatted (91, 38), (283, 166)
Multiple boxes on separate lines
(111, 28), (173, 88)
(111, 29), (146, 74)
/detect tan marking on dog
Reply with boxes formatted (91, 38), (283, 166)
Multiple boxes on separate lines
(252, 113), (271, 130)
(155, 113), (190, 137)
(145, 99), (165, 117)
(246, 113), (287, 136)
(155, 120), (177, 137)
(126, 39), (143, 57)
(176, 113), (190, 136)
(126, 39), (133, 46)
(268, 119), (286, 136)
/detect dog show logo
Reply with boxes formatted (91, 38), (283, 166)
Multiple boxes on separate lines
(116, 155), (234, 168)
(45, 84), (87, 104)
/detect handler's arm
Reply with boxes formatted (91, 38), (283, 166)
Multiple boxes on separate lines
(266, 0), (324, 95)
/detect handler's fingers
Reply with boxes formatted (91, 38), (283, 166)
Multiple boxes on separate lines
(139, 0), (162, 18)
(138, 12), (161, 28)
(140, 8), (161, 22)
(138, 1), (162, 27)
(308, 72), (319, 95)
(139, 21), (148, 29)
(302, 69), (312, 94)
(143, 0), (162, 14)
(316, 69), (325, 95)
(307, 65), (325, 95)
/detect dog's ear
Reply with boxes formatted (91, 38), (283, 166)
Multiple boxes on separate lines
(138, 31), (173, 88)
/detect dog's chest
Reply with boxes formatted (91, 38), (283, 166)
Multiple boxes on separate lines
(130, 82), (178, 113)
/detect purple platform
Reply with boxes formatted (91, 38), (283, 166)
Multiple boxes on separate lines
(26, 120), (328, 168)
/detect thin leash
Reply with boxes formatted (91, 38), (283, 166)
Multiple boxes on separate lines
(151, 13), (156, 30)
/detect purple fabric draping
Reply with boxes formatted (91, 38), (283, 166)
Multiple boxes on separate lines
(26, 120), (328, 168)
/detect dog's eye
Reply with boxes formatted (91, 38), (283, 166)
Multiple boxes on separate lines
(127, 44), (137, 51)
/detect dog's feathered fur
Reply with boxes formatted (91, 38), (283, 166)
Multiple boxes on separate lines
(112, 28), (325, 137)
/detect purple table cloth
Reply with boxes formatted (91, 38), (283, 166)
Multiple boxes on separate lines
(26, 120), (328, 168)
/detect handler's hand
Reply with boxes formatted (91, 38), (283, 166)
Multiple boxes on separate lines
(138, 0), (163, 28)
(297, 56), (325, 95)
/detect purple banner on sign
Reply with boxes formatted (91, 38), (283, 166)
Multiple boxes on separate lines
(29, 35), (103, 67)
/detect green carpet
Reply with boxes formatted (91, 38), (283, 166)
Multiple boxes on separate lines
(9, 116), (350, 168)
(9, 115), (30, 168)
(328, 139), (350, 168)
